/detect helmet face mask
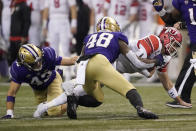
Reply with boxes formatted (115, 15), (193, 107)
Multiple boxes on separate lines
(165, 36), (182, 57)
(18, 44), (43, 71)
(159, 27), (182, 57)
(96, 17), (121, 32)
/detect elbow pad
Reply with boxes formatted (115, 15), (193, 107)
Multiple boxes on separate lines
(125, 50), (155, 69)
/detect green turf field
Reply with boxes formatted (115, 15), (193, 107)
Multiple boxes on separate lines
(0, 84), (195, 131)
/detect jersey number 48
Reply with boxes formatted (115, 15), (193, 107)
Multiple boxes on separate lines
(86, 33), (114, 49)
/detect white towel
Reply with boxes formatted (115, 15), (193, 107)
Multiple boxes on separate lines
(76, 59), (89, 85)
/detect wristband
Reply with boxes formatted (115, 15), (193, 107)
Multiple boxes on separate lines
(7, 96), (15, 103)
(71, 19), (77, 28)
(158, 9), (166, 17)
(168, 86), (178, 99)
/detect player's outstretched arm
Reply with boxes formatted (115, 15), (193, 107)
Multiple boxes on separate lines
(2, 81), (21, 119)
(157, 72), (192, 108)
(60, 56), (79, 66)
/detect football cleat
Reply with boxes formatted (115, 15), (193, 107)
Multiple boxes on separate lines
(166, 101), (192, 109)
(33, 102), (48, 118)
(67, 95), (78, 119)
(1, 115), (13, 119)
(136, 106), (159, 119)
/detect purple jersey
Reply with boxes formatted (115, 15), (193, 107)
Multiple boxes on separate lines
(172, 0), (196, 43)
(83, 32), (128, 63)
(10, 47), (62, 90)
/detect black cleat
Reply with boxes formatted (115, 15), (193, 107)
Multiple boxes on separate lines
(166, 101), (192, 109)
(67, 95), (78, 119)
(136, 106), (158, 119)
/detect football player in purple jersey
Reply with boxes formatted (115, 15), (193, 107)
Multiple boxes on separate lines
(1, 44), (78, 119)
(153, 0), (196, 108)
(67, 16), (163, 119)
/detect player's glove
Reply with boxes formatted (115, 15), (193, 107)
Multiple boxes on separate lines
(136, 106), (159, 119)
(154, 54), (164, 66)
(152, 0), (164, 12)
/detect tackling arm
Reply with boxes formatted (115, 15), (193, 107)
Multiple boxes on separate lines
(157, 71), (192, 107)
(119, 40), (157, 69)
(60, 56), (78, 66)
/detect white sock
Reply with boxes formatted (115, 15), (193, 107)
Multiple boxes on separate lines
(46, 93), (67, 108)
(73, 85), (87, 96)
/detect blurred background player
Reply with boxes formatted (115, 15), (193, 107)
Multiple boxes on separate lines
(0, 0), (11, 79)
(73, 0), (90, 55)
(8, 0), (31, 66)
(103, 0), (139, 80)
(103, 0), (139, 40)
(27, 0), (45, 47)
(42, 0), (77, 81)
(1, 0), (11, 49)
(138, 0), (163, 38)
(0, 0), (11, 80)
(153, 0), (196, 107)
(1, 44), (78, 119)
(85, 0), (105, 34)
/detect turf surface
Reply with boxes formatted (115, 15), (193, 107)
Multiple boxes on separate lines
(0, 84), (195, 131)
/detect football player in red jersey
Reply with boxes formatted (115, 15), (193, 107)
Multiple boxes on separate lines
(116, 27), (192, 108)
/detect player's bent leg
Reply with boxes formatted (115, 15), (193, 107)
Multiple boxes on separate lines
(86, 55), (158, 119)
(33, 89), (48, 117)
(86, 54), (134, 97)
(47, 72), (66, 116)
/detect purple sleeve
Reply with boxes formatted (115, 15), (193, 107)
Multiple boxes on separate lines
(172, 0), (181, 11)
(43, 47), (62, 65)
(10, 63), (22, 84)
(55, 56), (62, 65)
(83, 34), (91, 44)
(117, 32), (129, 44)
